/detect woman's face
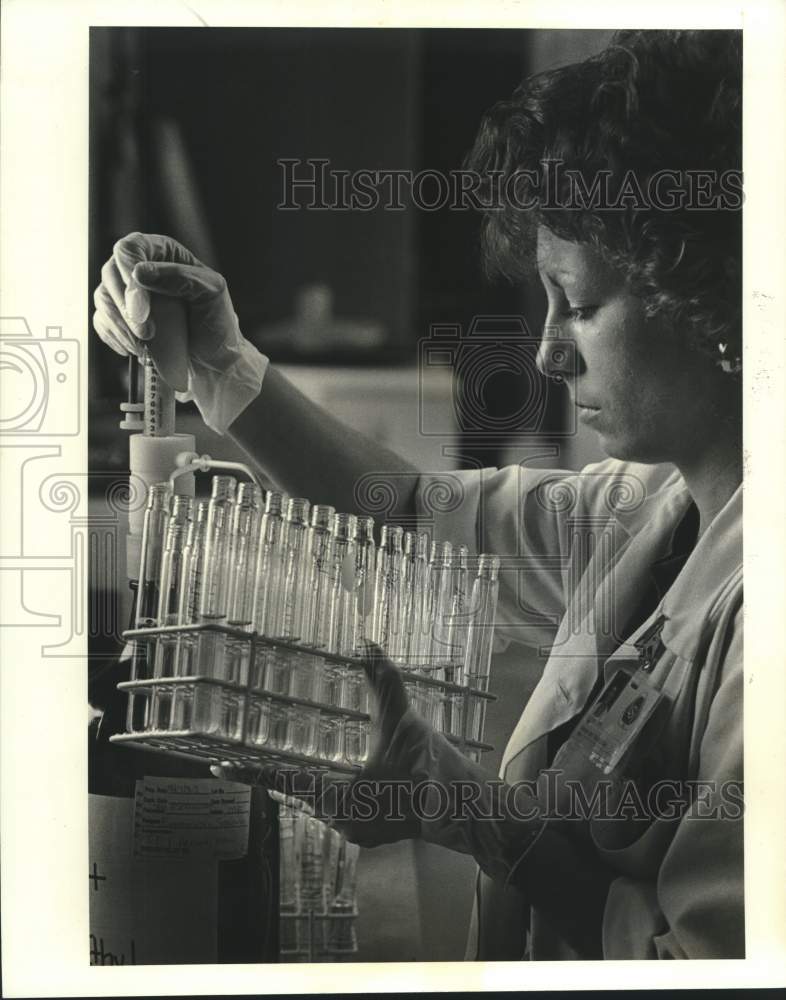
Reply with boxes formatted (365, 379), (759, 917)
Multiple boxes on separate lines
(535, 226), (735, 467)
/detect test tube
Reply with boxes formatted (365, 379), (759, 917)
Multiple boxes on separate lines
(285, 705), (320, 757)
(154, 495), (194, 678)
(322, 826), (342, 914)
(227, 482), (263, 627)
(171, 499), (209, 678)
(302, 816), (327, 907)
(126, 483), (171, 733)
(463, 554), (500, 743)
(290, 505), (335, 705)
(326, 840), (360, 952)
(131, 483), (172, 666)
(351, 516), (376, 654)
(443, 544), (470, 737)
(426, 540), (453, 732)
(317, 711), (344, 763)
(303, 505), (337, 650)
(300, 816), (328, 951)
(279, 810), (300, 952)
(343, 718), (370, 766)
(412, 531), (433, 667)
(398, 531), (418, 666)
(327, 513), (358, 657)
(196, 475), (237, 680)
(279, 498), (312, 642)
(372, 524), (403, 658)
(272, 498), (311, 700)
(405, 532), (434, 721)
(333, 515), (371, 712)
(447, 545), (470, 681)
(149, 495), (194, 731)
(225, 482), (263, 686)
(250, 490), (288, 690)
(427, 541), (454, 668)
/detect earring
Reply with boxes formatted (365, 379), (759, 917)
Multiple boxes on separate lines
(718, 342), (742, 375)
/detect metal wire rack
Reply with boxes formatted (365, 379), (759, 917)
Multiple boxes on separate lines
(279, 906), (359, 962)
(110, 622), (495, 773)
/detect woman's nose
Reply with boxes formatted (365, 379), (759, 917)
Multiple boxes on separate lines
(536, 324), (575, 382)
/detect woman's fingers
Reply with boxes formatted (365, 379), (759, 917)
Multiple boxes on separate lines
(131, 260), (226, 303)
(92, 309), (134, 357)
(93, 283), (141, 354)
(100, 256), (149, 336)
(358, 641), (409, 740)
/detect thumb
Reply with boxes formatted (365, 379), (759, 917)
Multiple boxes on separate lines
(358, 642), (409, 739)
(132, 261), (226, 303)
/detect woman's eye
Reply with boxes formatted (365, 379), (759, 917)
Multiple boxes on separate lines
(562, 305), (598, 322)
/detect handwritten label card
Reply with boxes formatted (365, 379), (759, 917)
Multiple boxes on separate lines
(89, 794), (219, 965)
(132, 777), (251, 861)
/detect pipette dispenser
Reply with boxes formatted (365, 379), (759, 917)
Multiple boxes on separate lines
(120, 296), (196, 587)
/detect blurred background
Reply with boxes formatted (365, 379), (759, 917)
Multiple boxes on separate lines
(88, 26), (612, 962)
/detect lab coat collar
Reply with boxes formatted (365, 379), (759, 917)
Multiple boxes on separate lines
(658, 480), (742, 662)
(502, 473), (694, 774)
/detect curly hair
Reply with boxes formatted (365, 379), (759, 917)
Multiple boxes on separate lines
(465, 30), (742, 367)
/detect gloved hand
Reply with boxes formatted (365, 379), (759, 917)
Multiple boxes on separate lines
(212, 643), (547, 873)
(213, 644), (616, 956)
(92, 232), (268, 434)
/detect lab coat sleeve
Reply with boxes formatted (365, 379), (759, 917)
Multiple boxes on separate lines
(383, 704), (616, 957)
(415, 458), (674, 650)
(600, 613), (744, 959)
(415, 461), (617, 649)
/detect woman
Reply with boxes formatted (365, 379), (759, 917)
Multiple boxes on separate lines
(93, 30), (743, 960)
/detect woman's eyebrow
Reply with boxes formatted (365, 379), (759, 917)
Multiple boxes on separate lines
(538, 268), (568, 291)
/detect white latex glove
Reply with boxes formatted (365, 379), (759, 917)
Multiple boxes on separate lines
(92, 232), (268, 434)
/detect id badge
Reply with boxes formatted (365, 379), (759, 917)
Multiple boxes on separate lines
(567, 667), (665, 775)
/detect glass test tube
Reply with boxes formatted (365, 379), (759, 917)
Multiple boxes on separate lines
(303, 505), (336, 650)
(329, 514), (368, 714)
(227, 482), (263, 626)
(404, 531), (434, 721)
(279, 810), (300, 952)
(149, 496), (194, 731)
(372, 524), (403, 658)
(225, 482), (263, 686)
(132, 483), (171, 661)
(398, 531), (418, 666)
(326, 840), (360, 952)
(266, 497), (310, 697)
(300, 815), (326, 911)
(250, 490), (288, 689)
(410, 532), (433, 667)
(351, 516), (376, 654)
(171, 499), (209, 679)
(442, 544), (470, 737)
(196, 475), (237, 681)
(290, 505), (334, 711)
(327, 513), (357, 657)
(426, 540), (453, 733)
(280, 498), (311, 641)
(126, 483), (171, 733)
(463, 554), (500, 743)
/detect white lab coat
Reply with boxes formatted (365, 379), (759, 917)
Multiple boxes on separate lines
(415, 458), (743, 959)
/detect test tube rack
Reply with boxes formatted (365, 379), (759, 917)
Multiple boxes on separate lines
(279, 906), (359, 962)
(110, 622), (496, 774)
